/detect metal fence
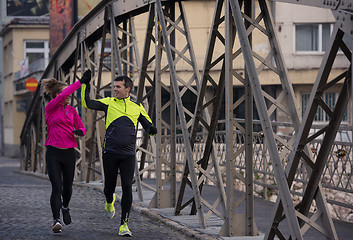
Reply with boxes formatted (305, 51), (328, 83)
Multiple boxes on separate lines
(136, 122), (353, 216)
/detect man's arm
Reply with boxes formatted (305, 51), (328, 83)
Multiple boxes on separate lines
(81, 84), (108, 111)
(138, 104), (157, 136)
(80, 70), (107, 111)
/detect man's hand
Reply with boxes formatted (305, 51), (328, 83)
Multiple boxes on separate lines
(79, 70), (91, 85)
(149, 126), (157, 136)
(73, 129), (84, 136)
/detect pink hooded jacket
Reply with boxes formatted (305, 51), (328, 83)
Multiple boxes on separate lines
(45, 81), (87, 148)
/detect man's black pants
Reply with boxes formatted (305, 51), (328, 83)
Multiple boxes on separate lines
(103, 152), (135, 225)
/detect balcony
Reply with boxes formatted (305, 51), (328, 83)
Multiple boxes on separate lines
(14, 58), (47, 96)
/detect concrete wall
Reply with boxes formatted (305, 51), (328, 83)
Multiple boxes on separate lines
(274, 2), (349, 70)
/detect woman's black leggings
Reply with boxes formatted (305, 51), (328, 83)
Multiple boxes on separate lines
(46, 146), (76, 220)
(103, 152), (135, 225)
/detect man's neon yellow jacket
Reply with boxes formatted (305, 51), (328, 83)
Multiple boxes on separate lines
(81, 83), (157, 156)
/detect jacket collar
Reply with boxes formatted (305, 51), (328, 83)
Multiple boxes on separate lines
(115, 96), (130, 101)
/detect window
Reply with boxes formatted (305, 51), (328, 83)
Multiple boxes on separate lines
(301, 92), (348, 122)
(296, 23), (352, 53)
(24, 40), (49, 69)
(295, 23), (332, 53)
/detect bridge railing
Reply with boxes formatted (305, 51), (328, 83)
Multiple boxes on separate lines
(135, 120), (353, 221)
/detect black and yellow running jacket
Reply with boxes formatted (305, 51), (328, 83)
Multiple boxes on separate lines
(81, 84), (156, 156)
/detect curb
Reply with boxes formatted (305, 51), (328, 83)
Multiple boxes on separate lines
(134, 204), (218, 240)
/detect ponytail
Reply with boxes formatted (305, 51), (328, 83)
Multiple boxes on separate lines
(41, 78), (68, 99)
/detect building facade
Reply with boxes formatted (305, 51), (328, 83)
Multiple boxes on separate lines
(0, 1), (351, 157)
(0, 18), (49, 157)
(275, 2), (351, 138)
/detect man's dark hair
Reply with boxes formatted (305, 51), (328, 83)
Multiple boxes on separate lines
(115, 76), (133, 90)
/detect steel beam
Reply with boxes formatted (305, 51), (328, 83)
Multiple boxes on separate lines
(228, 0), (302, 238)
(266, 25), (351, 240)
(175, 0), (227, 228)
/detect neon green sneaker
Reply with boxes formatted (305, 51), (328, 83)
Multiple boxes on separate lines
(104, 193), (116, 218)
(119, 220), (132, 237)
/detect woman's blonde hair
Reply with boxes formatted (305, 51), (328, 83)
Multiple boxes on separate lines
(41, 78), (68, 99)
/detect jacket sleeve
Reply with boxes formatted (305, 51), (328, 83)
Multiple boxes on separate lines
(46, 81), (81, 115)
(138, 104), (157, 136)
(73, 110), (87, 136)
(81, 83), (108, 112)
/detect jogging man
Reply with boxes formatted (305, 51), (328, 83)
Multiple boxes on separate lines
(81, 71), (157, 237)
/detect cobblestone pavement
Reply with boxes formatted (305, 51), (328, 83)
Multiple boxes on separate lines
(0, 157), (193, 240)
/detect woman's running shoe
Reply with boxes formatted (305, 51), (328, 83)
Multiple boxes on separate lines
(52, 219), (62, 233)
(61, 207), (71, 225)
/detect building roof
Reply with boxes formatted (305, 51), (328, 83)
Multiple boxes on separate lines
(0, 17), (49, 36)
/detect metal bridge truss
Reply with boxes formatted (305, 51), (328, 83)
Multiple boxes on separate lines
(20, 0), (352, 238)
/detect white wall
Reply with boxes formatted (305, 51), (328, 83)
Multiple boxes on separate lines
(275, 2), (349, 70)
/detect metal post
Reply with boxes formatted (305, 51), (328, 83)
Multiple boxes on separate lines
(228, 0), (302, 238)
(156, 0), (206, 228)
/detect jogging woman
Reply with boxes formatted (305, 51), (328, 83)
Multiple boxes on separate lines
(42, 70), (90, 233)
